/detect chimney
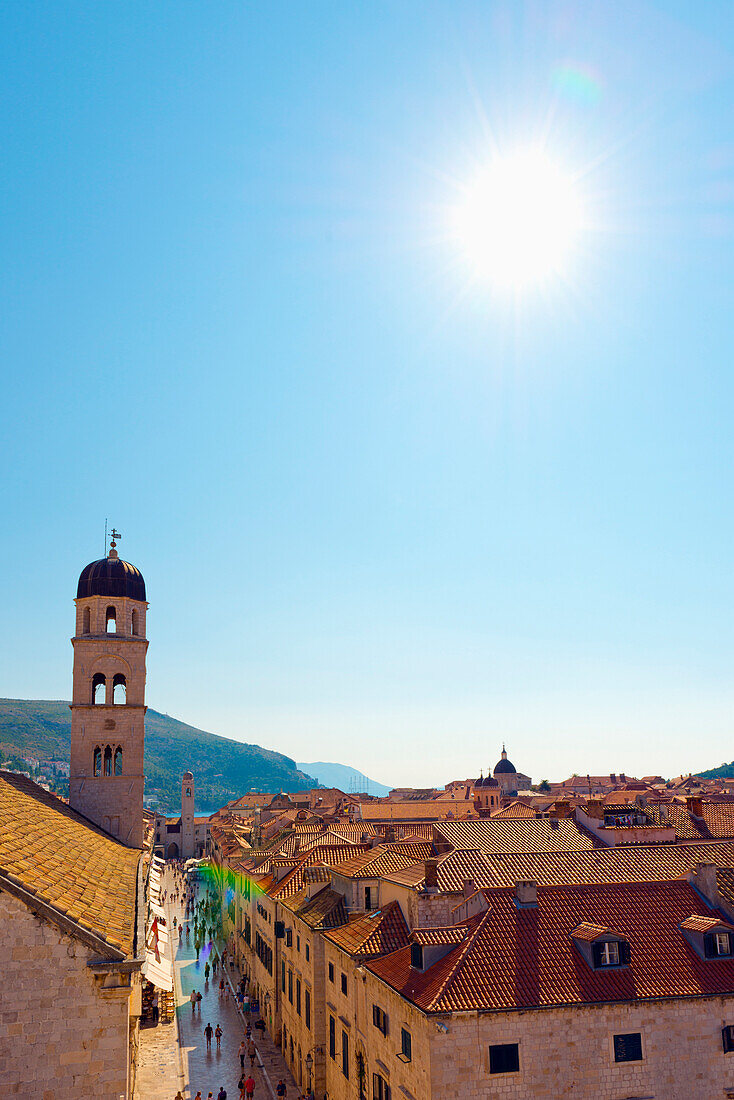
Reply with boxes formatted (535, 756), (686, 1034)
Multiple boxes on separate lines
(463, 878), (476, 898)
(585, 798), (604, 820)
(686, 796), (704, 818)
(553, 800), (571, 819)
(384, 826), (396, 844)
(514, 880), (538, 908)
(610, 773), (616, 784)
(692, 863), (720, 907)
(620, 773), (626, 782)
(424, 859), (439, 891)
(292, 836), (300, 853)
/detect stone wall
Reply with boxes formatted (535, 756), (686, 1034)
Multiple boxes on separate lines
(361, 961), (734, 1100)
(0, 891), (132, 1099)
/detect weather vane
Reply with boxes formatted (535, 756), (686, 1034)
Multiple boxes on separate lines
(110, 527), (122, 549)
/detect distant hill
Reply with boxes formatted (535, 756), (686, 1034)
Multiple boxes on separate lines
(698, 762), (734, 781)
(297, 760), (392, 797)
(0, 699), (316, 814)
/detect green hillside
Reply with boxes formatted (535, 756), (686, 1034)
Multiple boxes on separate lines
(697, 762), (734, 781)
(0, 698), (316, 813)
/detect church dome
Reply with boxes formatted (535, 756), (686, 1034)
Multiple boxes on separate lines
(77, 551), (146, 601)
(493, 746), (517, 776)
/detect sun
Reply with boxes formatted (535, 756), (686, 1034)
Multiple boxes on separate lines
(451, 149), (584, 290)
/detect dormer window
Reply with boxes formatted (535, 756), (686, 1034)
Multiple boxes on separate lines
(599, 941), (619, 967)
(410, 943), (424, 969)
(572, 923), (630, 970)
(681, 915), (734, 959)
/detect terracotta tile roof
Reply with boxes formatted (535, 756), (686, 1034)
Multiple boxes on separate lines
(490, 801), (537, 819)
(0, 770), (140, 956)
(388, 823), (435, 840)
(358, 801), (478, 822)
(412, 926), (468, 946)
(717, 868), (734, 909)
(570, 922), (622, 942)
(666, 802), (734, 841)
(332, 843), (434, 880)
(269, 845), (370, 900)
(293, 887), (349, 930)
(367, 880), (734, 1012)
(680, 915), (734, 933)
(323, 900), (410, 958)
(382, 840), (734, 893)
(433, 818), (600, 854)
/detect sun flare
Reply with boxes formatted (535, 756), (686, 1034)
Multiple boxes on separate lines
(452, 149), (583, 290)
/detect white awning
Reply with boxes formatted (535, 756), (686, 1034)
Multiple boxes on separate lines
(149, 901), (166, 920)
(152, 854), (165, 867)
(142, 951), (173, 992)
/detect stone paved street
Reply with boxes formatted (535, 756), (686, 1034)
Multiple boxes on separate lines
(136, 866), (300, 1100)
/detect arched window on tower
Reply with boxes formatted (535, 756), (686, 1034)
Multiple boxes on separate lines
(131, 608), (139, 636)
(103, 745), (112, 776)
(83, 607), (91, 634)
(93, 746), (102, 776)
(113, 673), (126, 704)
(106, 606), (117, 633)
(92, 673), (106, 705)
(114, 746), (123, 775)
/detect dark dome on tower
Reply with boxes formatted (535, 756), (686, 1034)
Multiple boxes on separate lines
(77, 552), (146, 601)
(493, 746), (517, 776)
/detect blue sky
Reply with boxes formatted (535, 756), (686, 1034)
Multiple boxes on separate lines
(1, 1), (734, 787)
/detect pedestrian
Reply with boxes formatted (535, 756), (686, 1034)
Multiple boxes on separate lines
(244, 1076), (255, 1099)
(205, 961), (210, 981)
(238, 1075), (246, 1100)
(248, 1038), (256, 1067)
(217, 1089), (227, 1100)
(215, 1023), (223, 1051)
(194, 1093), (202, 1100)
(190, 989), (197, 1014)
(239, 1040), (247, 1069)
(276, 1080), (287, 1097)
(175, 1092), (184, 1100)
(197, 990), (203, 1012)
(219, 977), (225, 996)
(151, 990), (159, 1024)
(205, 1022), (214, 1051)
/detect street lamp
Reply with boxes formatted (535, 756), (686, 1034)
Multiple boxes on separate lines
(305, 1046), (322, 1095)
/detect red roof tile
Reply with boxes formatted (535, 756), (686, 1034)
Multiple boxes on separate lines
(323, 900), (410, 958)
(367, 880), (734, 1012)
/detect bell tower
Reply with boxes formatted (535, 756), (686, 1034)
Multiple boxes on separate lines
(181, 771), (195, 859)
(69, 533), (148, 848)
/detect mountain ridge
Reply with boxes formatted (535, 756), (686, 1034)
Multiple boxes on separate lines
(297, 760), (392, 796)
(0, 698), (316, 813)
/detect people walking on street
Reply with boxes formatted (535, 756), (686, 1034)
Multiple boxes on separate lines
(238, 1040), (246, 1069)
(205, 1021), (214, 1051)
(191, 989), (197, 1014)
(215, 1022), (223, 1050)
(217, 1088), (227, 1100)
(276, 1080), (287, 1097)
(248, 1038), (256, 1067)
(244, 1076), (255, 1099)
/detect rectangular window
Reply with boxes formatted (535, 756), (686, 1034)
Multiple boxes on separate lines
(341, 972), (348, 995)
(329, 1016), (336, 1059)
(489, 1043), (520, 1074)
(296, 978), (301, 1015)
(717, 932), (731, 956)
(329, 962), (335, 983)
(281, 960), (286, 993)
(400, 1028), (412, 1062)
(613, 1033), (643, 1063)
(305, 988), (311, 1030)
(365, 886), (372, 910)
(297, 934), (301, 952)
(600, 941), (620, 966)
(288, 969), (293, 1004)
(373, 1073), (391, 1100)
(306, 943), (310, 962)
(342, 1030), (349, 1078)
(372, 1004), (388, 1034)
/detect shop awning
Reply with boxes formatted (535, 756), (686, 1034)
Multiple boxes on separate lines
(142, 951), (173, 992)
(149, 901), (166, 920)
